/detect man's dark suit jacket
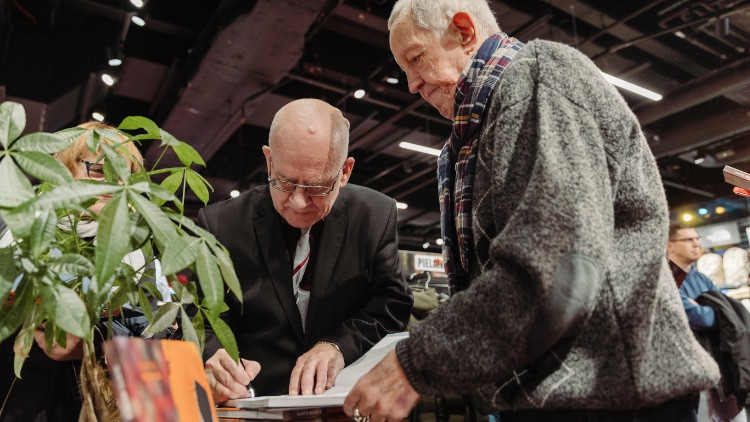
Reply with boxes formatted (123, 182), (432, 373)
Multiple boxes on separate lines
(198, 184), (413, 395)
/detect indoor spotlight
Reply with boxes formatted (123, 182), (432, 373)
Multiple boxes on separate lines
(91, 112), (105, 122)
(108, 57), (122, 66)
(230, 190), (240, 198)
(399, 141), (441, 156)
(396, 202), (408, 210)
(101, 73), (116, 86)
(131, 15), (146, 26)
(130, 0), (144, 7)
(682, 213), (693, 222)
(353, 88), (366, 99)
(698, 208), (708, 216)
(600, 71), (662, 101)
(422, 241), (430, 249)
(435, 238), (444, 246)
(716, 206), (726, 214)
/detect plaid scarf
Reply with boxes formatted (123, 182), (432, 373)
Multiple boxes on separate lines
(437, 33), (524, 291)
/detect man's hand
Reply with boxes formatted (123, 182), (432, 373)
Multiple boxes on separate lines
(288, 341), (345, 395)
(343, 350), (420, 422)
(33, 329), (84, 361)
(205, 348), (261, 404)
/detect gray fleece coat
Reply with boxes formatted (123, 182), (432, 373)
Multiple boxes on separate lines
(395, 39), (720, 411)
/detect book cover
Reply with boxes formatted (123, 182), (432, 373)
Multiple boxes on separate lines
(103, 337), (218, 422)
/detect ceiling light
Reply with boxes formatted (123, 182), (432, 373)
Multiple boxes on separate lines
(353, 88), (366, 99)
(716, 206), (726, 214)
(694, 157), (705, 165)
(682, 213), (693, 222)
(230, 190), (240, 198)
(698, 208), (708, 215)
(396, 202), (408, 210)
(130, 0), (144, 7)
(91, 112), (105, 122)
(399, 141), (441, 156)
(108, 58), (122, 66)
(101, 74), (115, 86)
(674, 31), (686, 39)
(600, 71), (662, 101)
(386, 76), (399, 84)
(435, 238), (444, 245)
(422, 241), (430, 249)
(131, 15), (146, 26)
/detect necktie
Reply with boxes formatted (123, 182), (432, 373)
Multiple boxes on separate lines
(292, 227), (311, 329)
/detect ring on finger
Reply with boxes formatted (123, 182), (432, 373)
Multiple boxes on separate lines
(353, 408), (369, 422)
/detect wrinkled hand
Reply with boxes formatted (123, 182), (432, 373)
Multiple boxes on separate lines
(205, 349), (261, 404)
(343, 350), (420, 422)
(289, 342), (345, 395)
(33, 329), (84, 361)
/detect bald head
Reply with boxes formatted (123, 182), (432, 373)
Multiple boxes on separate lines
(269, 98), (350, 170)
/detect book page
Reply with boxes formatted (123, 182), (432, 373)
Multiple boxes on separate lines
(224, 332), (409, 409)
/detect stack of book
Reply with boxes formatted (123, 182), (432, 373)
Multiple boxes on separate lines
(216, 406), (348, 421)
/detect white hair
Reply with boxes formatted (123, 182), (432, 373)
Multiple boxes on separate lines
(388, 0), (500, 39)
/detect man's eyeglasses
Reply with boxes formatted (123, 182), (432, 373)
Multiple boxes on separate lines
(268, 176), (338, 197)
(79, 160), (105, 180)
(670, 237), (700, 243)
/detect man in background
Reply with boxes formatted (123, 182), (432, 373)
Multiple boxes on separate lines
(667, 222), (719, 330)
(668, 222), (746, 422)
(199, 98), (412, 402)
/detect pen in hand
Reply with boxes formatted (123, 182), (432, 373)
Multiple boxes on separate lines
(240, 359), (256, 398)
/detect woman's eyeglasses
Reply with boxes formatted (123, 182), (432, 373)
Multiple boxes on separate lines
(78, 160), (105, 180)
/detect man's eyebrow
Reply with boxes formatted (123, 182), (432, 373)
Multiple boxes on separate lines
(275, 171), (329, 186)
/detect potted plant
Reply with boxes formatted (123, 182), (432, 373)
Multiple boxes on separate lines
(0, 101), (242, 420)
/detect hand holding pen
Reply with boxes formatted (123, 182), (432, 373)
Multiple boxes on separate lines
(204, 349), (261, 403)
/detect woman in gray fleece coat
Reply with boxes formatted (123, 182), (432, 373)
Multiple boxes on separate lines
(343, 0), (720, 421)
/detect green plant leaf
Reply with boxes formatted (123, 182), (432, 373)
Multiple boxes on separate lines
(13, 150), (73, 185)
(173, 141), (206, 167)
(13, 325), (34, 377)
(42, 284), (91, 340)
(95, 193), (131, 284)
(143, 302), (179, 335)
(159, 171), (184, 194)
(180, 307), (199, 346)
(54, 127), (86, 144)
(99, 142), (132, 183)
(0, 279), (34, 344)
(128, 192), (179, 245)
(160, 235), (201, 276)
(0, 249), (18, 305)
(47, 253), (95, 277)
(0, 102), (26, 149)
(29, 209), (57, 259)
(0, 155), (35, 207)
(159, 128), (180, 147)
(167, 211), (219, 245)
(24, 181), (122, 211)
(205, 311), (239, 362)
(12, 132), (71, 153)
(212, 247), (242, 303)
(186, 169), (210, 205)
(195, 242), (223, 306)
(137, 289), (153, 321)
(119, 116), (161, 139)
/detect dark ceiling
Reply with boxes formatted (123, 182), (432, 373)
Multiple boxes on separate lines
(3, 0), (750, 250)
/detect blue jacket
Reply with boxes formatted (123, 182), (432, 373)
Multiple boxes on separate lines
(679, 265), (719, 330)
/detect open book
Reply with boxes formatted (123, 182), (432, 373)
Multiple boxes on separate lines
(224, 332), (409, 409)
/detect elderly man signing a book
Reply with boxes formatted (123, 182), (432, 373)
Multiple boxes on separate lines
(199, 98), (413, 402)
